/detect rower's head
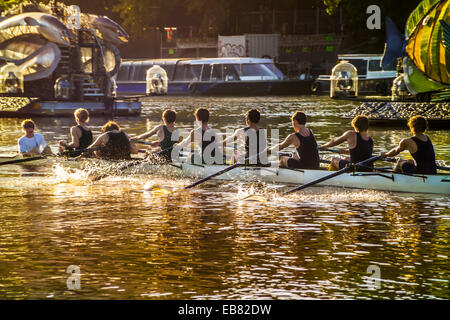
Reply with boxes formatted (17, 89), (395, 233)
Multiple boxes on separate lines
(162, 109), (176, 125)
(74, 108), (89, 124)
(101, 121), (120, 133)
(408, 115), (427, 135)
(246, 109), (260, 126)
(351, 115), (369, 132)
(21, 119), (35, 135)
(195, 108), (209, 124)
(291, 111), (306, 131)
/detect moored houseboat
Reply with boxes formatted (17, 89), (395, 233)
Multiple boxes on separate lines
(312, 54), (397, 96)
(114, 57), (312, 96)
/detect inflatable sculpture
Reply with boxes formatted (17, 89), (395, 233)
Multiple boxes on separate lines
(0, 1), (129, 100)
(383, 0), (450, 101)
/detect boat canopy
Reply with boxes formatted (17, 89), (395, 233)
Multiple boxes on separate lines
(117, 57), (284, 82)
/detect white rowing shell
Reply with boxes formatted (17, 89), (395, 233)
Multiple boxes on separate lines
(176, 163), (450, 195)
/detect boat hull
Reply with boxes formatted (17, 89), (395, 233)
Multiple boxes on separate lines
(313, 77), (395, 96)
(116, 79), (312, 96)
(0, 98), (141, 117)
(177, 163), (450, 194)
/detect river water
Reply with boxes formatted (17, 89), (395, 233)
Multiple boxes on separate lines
(0, 96), (448, 299)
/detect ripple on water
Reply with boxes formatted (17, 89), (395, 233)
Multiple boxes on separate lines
(0, 96), (449, 299)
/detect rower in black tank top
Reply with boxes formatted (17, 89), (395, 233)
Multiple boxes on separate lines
(201, 128), (216, 163)
(244, 127), (267, 165)
(288, 129), (320, 169)
(159, 125), (176, 160)
(99, 131), (131, 160)
(410, 136), (437, 174)
(77, 125), (93, 149)
(338, 132), (374, 171)
(350, 132), (373, 170)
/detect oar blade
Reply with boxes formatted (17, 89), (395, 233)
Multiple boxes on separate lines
(0, 156), (45, 166)
(283, 155), (382, 195)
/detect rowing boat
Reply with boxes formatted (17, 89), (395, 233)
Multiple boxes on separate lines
(174, 162), (450, 195)
(2, 154), (449, 194)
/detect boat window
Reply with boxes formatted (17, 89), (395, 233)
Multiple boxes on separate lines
(188, 65), (202, 81)
(201, 64), (211, 81)
(232, 63), (279, 80)
(345, 59), (367, 76)
(368, 59), (382, 72)
(210, 64), (223, 81)
(264, 63), (284, 79)
(382, 59), (397, 71)
(173, 65), (186, 81)
(162, 65), (175, 79)
(135, 65), (148, 81)
(223, 64), (240, 81)
(128, 65), (137, 81)
(242, 64), (271, 77)
(116, 65), (130, 81)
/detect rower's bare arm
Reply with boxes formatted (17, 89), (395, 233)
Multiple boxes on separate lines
(88, 134), (107, 149)
(222, 128), (242, 149)
(321, 131), (350, 149)
(129, 141), (139, 154)
(176, 129), (195, 149)
(42, 145), (53, 155)
(383, 138), (409, 157)
(133, 126), (159, 141)
(269, 134), (293, 153)
(21, 148), (39, 157)
(67, 126), (81, 148)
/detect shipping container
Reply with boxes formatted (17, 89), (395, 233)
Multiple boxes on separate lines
(218, 34), (279, 60)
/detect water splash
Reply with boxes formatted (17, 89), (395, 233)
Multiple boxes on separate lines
(52, 164), (91, 184)
(235, 182), (390, 204)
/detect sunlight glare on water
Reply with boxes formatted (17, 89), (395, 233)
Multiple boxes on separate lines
(0, 96), (448, 299)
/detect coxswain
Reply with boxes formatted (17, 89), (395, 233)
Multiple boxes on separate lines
(270, 111), (320, 169)
(18, 119), (53, 157)
(320, 115), (374, 171)
(381, 115), (437, 174)
(175, 108), (222, 164)
(58, 108), (93, 157)
(133, 109), (181, 162)
(222, 109), (268, 165)
(88, 121), (138, 160)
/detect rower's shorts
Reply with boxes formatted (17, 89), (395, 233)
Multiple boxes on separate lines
(287, 158), (318, 170)
(401, 161), (416, 174)
(338, 159), (373, 172)
(338, 159), (350, 170)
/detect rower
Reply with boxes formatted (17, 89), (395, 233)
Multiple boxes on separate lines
(223, 109), (268, 165)
(58, 108), (93, 157)
(175, 107), (222, 164)
(320, 115), (374, 171)
(270, 111), (320, 169)
(381, 115), (437, 174)
(18, 119), (53, 157)
(88, 121), (138, 160)
(133, 109), (181, 162)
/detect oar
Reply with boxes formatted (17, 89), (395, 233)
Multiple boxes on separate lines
(321, 147), (341, 153)
(131, 140), (154, 146)
(59, 146), (100, 157)
(0, 155), (45, 166)
(321, 147), (450, 171)
(147, 151), (266, 193)
(283, 155), (382, 195)
(181, 151), (266, 190)
(380, 157), (450, 172)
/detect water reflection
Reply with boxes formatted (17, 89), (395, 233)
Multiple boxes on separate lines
(0, 96), (448, 299)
